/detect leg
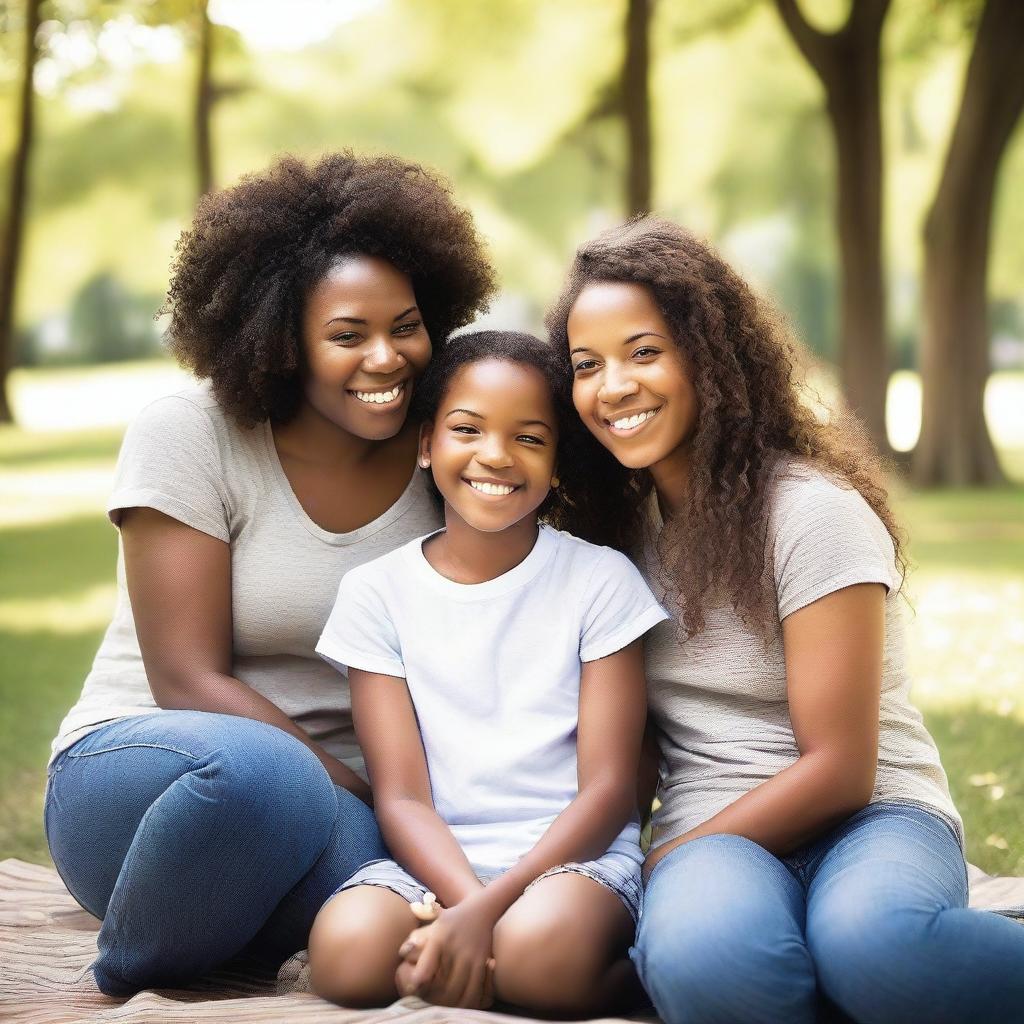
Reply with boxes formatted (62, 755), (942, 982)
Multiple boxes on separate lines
(633, 834), (817, 1024)
(488, 872), (638, 1017)
(308, 885), (419, 1007)
(806, 802), (1024, 1024)
(246, 784), (388, 966)
(45, 712), (339, 995)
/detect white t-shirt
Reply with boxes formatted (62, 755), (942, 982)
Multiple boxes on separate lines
(51, 383), (442, 771)
(316, 524), (669, 876)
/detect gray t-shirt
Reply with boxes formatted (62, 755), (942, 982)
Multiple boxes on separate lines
(50, 383), (442, 774)
(641, 460), (962, 851)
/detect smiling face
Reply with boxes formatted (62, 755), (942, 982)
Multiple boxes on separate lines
(420, 358), (558, 534)
(567, 280), (698, 474)
(300, 254), (431, 440)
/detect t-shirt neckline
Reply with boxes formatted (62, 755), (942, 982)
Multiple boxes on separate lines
(406, 523), (556, 601)
(262, 420), (424, 546)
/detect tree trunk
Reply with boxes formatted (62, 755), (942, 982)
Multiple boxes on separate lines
(774, 0), (892, 459)
(623, 0), (652, 216)
(195, 0), (214, 198)
(912, 0), (1024, 487)
(0, 0), (42, 424)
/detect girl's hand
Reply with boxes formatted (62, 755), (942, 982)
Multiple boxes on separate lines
(396, 899), (497, 1008)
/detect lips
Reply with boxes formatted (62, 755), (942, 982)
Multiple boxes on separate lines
(463, 477), (521, 497)
(349, 381), (407, 406)
(604, 406), (662, 436)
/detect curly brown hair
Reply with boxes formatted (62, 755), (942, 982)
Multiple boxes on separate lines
(163, 151), (495, 426)
(546, 217), (906, 642)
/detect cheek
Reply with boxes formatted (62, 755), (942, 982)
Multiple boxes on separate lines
(409, 336), (433, 374)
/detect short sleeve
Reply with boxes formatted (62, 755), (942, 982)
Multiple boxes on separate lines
(579, 549), (669, 663)
(316, 568), (406, 678)
(107, 394), (229, 542)
(773, 473), (897, 621)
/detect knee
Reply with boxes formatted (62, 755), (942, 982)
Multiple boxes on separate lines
(492, 912), (605, 1014)
(308, 912), (392, 1007)
(207, 721), (339, 839)
(633, 903), (815, 1024)
(810, 901), (936, 1020)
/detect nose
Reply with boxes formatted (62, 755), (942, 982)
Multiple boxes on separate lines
(477, 434), (514, 469)
(361, 333), (405, 374)
(597, 364), (640, 404)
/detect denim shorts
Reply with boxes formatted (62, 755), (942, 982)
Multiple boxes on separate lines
(335, 847), (643, 925)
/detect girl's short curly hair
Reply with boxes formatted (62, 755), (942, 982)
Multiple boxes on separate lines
(547, 217), (906, 643)
(163, 151), (495, 426)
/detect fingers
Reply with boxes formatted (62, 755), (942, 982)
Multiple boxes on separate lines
(398, 928), (424, 963)
(410, 934), (443, 995)
(482, 957), (496, 1009)
(458, 959), (484, 1009)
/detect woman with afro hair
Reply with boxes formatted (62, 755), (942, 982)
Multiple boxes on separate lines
(549, 217), (1024, 1024)
(44, 151), (494, 996)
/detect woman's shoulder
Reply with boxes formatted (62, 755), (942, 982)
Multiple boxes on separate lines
(768, 456), (877, 531)
(128, 380), (236, 438)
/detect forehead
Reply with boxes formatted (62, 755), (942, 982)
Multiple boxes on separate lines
(443, 359), (554, 415)
(567, 280), (666, 332)
(307, 254), (415, 307)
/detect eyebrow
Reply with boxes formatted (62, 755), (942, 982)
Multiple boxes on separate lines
(445, 408), (553, 430)
(569, 330), (666, 356)
(324, 305), (419, 328)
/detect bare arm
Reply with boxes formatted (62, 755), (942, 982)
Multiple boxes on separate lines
(120, 506), (371, 803)
(645, 582), (884, 873)
(348, 666), (483, 908)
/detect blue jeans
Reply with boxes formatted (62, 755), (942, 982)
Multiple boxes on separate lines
(633, 802), (1024, 1024)
(44, 711), (387, 996)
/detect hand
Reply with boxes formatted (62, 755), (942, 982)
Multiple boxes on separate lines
(394, 898), (498, 1008)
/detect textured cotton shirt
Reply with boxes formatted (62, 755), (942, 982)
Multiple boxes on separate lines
(316, 524), (670, 876)
(641, 460), (962, 851)
(51, 382), (442, 772)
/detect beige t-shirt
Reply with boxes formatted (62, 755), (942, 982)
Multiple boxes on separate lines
(641, 460), (962, 851)
(50, 383), (442, 774)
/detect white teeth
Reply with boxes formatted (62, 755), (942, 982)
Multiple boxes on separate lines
(468, 481), (516, 496)
(354, 384), (403, 404)
(611, 409), (657, 430)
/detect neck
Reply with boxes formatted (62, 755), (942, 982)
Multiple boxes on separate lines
(273, 401), (380, 468)
(426, 511), (540, 585)
(648, 445), (690, 518)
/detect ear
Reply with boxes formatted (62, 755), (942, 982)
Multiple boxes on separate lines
(550, 462), (560, 489)
(418, 422), (433, 468)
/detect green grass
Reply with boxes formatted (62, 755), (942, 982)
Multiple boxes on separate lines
(1, 366), (1023, 878)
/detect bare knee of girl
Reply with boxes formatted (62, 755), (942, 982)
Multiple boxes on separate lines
(491, 873), (638, 1017)
(308, 885), (418, 1007)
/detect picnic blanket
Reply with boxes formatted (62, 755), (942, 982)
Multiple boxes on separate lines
(2, 857), (1021, 1024)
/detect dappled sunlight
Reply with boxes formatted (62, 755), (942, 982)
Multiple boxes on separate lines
(9, 360), (190, 431)
(907, 574), (1024, 717)
(0, 583), (117, 635)
(1, 463), (114, 527)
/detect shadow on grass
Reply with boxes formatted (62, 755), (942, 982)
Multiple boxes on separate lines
(923, 705), (1024, 877)
(0, 427), (124, 468)
(0, 515), (116, 603)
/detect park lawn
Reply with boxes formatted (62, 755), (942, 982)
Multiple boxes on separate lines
(1, 368), (1022, 877)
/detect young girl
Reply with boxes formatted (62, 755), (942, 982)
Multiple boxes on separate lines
(309, 331), (667, 1014)
(548, 217), (1024, 1024)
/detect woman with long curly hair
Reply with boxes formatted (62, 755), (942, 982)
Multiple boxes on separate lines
(44, 151), (493, 996)
(548, 217), (1024, 1024)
